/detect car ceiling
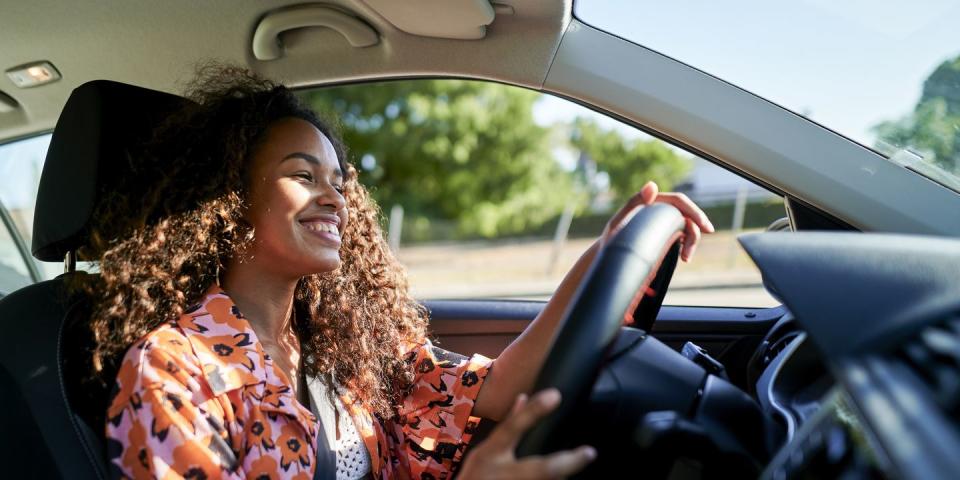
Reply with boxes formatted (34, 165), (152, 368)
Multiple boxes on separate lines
(0, 0), (569, 144)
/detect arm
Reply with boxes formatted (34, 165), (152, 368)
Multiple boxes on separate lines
(472, 182), (714, 421)
(471, 239), (599, 420)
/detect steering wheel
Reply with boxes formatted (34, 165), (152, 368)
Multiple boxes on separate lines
(516, 203), (687, 457)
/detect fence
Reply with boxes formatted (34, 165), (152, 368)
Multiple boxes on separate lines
(387, 189), (786, 250)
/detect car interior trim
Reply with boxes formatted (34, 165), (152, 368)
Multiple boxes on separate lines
(252, 5), (381, 61)
(740, 232), (960, 358)
(755, 333), (807, 441)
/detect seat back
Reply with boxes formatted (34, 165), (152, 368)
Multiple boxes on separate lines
(0, 81), (188, 478)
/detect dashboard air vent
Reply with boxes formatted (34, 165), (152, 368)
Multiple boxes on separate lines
(896, 315), (960, 419)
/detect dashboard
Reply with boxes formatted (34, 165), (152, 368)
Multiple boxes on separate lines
(758, 334), (889, 478)
(741, 232), (960, 480)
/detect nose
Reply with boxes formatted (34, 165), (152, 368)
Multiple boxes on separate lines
(316, 183), (346, 211)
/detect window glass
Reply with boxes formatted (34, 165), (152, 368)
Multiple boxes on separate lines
(0, 133), (60, 280)
(0, 210), (32, 293)
(575, 0), (960, 189)
(300, 80), (782, 307)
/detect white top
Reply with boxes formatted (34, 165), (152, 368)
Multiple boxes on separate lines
(307, 375), (372, 480)
(334, 391), (370, 480)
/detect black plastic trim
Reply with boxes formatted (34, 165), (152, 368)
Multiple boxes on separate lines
(784, 197), (855, 232)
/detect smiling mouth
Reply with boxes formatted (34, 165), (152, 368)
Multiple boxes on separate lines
(299, 220), (341, 243)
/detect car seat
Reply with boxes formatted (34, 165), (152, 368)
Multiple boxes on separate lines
(0, 81), (188, 479)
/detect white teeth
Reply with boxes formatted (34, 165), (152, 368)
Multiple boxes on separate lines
(303, 222), (339, 236)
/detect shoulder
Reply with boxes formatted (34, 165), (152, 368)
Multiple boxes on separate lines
(107, 322), (202, 419)
(122, 322), (200, 384)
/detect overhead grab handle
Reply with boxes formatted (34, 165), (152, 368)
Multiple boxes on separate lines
(252, 4), (379, 61)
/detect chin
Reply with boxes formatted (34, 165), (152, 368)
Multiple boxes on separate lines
(305, 257), (341, 275)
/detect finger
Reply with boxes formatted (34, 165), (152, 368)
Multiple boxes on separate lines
(640, 181), (659, 205)
(484, 389), (562, 450)
(516, 445), (597, 479)
(511, 393), (528, 416)
(655, 193), (715, 233)
(613, 194), (647, 230)
(624, 181), (657, 212)
(604, 182), (660, 243)
(681, 218), (702, 262)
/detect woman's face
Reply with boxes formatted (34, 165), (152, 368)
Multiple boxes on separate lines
(242, 117), (349, 279)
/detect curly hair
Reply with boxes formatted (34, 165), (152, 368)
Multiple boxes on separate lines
(80, 64), (428, 417)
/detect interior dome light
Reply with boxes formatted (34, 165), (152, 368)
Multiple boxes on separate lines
(5, 61), (61, 88)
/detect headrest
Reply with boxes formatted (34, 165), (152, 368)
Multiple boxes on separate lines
(31, 80), (189, 262)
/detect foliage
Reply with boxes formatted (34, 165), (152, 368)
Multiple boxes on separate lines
(302, 80), (573, 237)
(873, 56), (960, 174)
(568, 117), (691, 204)
(301, 80), (692, 238)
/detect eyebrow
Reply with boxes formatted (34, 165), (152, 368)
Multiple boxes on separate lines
(282, 152), (343, 178)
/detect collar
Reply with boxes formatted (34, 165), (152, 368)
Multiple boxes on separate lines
(176, 285), (269, 394)
(176, 284), (318, 438)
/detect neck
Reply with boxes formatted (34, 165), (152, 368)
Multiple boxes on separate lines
(220, 259), (299, 347)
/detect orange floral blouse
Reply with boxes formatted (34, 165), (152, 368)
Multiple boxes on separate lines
(105, 285), (493, 479)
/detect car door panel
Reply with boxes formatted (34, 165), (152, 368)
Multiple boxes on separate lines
(426, 300), (784, 390)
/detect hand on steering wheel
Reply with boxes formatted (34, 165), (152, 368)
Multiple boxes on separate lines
(602, 181), (715, 261)
(458, 389), (597, 479)
(516, 191), (707, 462)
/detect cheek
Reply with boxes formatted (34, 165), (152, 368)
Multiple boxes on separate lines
(339, 208), (350, 234)
(250, 182), (309, 232)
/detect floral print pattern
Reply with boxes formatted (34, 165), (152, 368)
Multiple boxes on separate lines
(106, 285), (492, 479)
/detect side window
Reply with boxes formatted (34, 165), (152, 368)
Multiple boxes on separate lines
(0, 203), (33, 293)
(668, 160), (784, 307)
(301, 80), (783, 307)
(0, 133), (60, 284)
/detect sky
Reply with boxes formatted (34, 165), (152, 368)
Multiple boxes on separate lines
(563, 0), (960, 148)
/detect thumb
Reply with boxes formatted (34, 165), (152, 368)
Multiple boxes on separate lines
(640, 181), (659, 205)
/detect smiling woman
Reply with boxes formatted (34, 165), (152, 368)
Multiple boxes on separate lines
(72, 65), (458, 479)
(80, 64), (713, 480)
(236, 118), (348, 284)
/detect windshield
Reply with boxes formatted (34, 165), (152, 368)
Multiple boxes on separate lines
(575, 0), (960, 189)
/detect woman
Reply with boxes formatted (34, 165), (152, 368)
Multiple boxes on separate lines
(91, 66), (713, 479)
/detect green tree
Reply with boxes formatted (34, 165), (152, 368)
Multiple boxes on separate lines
(569, 117), (691, 205)
(874, 55), (960, 173)
(301, 80), (574, 237)
(301, 81), (692, 239)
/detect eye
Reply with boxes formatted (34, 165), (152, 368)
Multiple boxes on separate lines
(334, 184), (345, 194)
(292, 171), (314, 182)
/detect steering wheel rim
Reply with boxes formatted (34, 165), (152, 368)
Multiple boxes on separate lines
(516, 203), (687, 457)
